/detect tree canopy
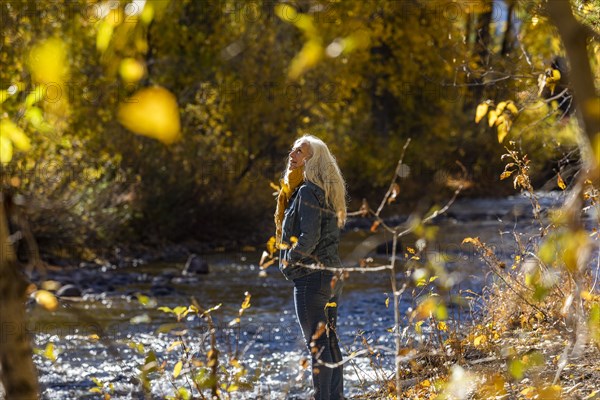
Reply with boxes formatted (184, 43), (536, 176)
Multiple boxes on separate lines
(1, 0), (597, 250)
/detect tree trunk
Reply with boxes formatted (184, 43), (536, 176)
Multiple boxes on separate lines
(501, 2), (515, 56)
(546, 1), (600, 172)
(465, 0), (493, 110)
(0, 196), (39, 399)
(545, 0), (600, 367)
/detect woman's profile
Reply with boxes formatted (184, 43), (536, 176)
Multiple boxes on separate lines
(274, 134), (347, 400)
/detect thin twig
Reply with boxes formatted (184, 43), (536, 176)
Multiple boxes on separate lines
(375, 138), (412, 217)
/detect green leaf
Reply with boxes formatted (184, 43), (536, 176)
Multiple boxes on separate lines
(136, 293), (157, 308)
(177, 387), (191, 400)
(435, 303), (448, 320)
(141, 351), (158, 373)
(508, 359), (524, 380)
(156, 323), (184, 334)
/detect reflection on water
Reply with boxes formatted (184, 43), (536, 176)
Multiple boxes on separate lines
(28, 192), (594, 399)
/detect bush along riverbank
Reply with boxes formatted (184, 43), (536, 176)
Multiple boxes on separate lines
(359, 153), (600, 399)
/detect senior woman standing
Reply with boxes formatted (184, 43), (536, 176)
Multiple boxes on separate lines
(274, 135), (347, 400)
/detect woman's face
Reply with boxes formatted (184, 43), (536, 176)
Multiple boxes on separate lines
(288, 142), (311, 170)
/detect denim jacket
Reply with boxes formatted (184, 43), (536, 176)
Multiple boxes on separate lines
(279, 181), (342, 280)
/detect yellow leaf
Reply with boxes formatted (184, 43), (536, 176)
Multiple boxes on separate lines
(167, 341), (182, 352)
(0, 90), (9, 104)
(266, 237), (276, 255)
(478, 373), (506, 397)
(44, 342), (57, 362)
(551, 69), (561, 81)
(119, 58), (146, 83)
(474, 334), (487, 346)
(324, 302), (337, 309)
(25, 86), (44, 107)
(415, 320), (424, 333)
(226, 384), (240, 392)
(385, 296), (390, 308)
(28, 37), (69, 83)
(269, 182), (280, 191)
(436, 302), (448, 320)
(24, 106), (44, 127)
(497, 119), (509, 143)
(488, 110), (498, 127)
(35, 290), (58, 311)
(241, 292), (251, 310)
(506, 101), (519, 115)
(274, 3), (298, 23)
(415, 298), (437, 320)
(475, 102), (489, 123)
(1, 119), (31, 151)
(177, 387), (190, 400)
(500, 170), (513, 180)
(0, 135), (13, 163)
(288, 40), (323, 81)
(437, 321), (447, 331)
(172, 306), (187, 317)
(520, 386), (535, 397)
(173, 360), (183, 378)
(537, 385), (561, 400)
(462, 237), (481, 246)
(96, 21), (114, 52)
(495, 101), (507, 114)
(557, 174), (566, 190)
(117, 86), (181, 145)
(561, 230), (589, 273)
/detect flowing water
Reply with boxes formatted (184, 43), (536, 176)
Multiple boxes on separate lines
(22, 192), (598, 399)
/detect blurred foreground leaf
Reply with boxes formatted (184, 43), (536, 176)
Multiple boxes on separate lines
(118, 86), (181, 144)
(28, 37), (69, 83)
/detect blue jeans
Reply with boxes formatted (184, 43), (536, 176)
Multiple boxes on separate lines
(293, 270), (343, 400)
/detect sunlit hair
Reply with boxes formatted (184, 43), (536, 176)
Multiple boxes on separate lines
(285, 134), (347, 227)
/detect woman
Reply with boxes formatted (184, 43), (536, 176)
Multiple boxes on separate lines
(274, 135), (347, 400)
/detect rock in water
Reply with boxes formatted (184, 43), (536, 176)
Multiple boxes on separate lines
(183, 254), (209, 275)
